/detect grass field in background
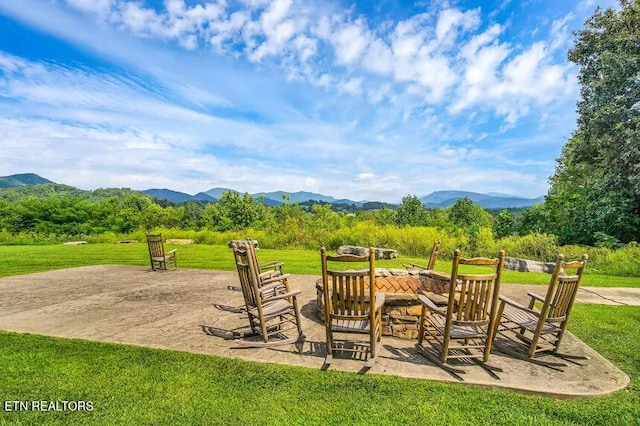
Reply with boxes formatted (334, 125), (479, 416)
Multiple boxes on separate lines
(0, 243), (638, 287)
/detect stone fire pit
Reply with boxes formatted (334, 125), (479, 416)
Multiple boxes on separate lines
(316, 268), (450, 339)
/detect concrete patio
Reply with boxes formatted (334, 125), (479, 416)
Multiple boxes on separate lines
(0, 265), (633, 398)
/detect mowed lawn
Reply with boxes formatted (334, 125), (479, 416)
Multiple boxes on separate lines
(0, 243), (639, 424)
(0, 243), (637, 286)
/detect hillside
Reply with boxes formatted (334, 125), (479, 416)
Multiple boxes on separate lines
(420, 191), (544, 209)
(0, 173), (544, 209)
(143, 189), (216, 203)
(0, 173), (53, 188)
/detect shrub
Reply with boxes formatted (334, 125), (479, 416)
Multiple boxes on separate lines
(497, 233), (559, 261)
(602, 244), (640, 276)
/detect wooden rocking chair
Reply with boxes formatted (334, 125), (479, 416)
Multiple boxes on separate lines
(146, 233), (177, 271)
(230, 240), (304, 348)
(492, 254), (588, 369)
(417, 249), (505, 374)
(320, 246), (385, 369)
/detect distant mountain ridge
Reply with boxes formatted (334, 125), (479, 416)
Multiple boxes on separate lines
(251, 191), (366, 206)
(143, 188), (217, 203)
(0, 173), (545, 208)
(0, 173), (53, 188)
(420, 191), (545, 209)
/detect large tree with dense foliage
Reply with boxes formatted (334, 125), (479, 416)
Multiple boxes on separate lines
(395, 195), (429, 226)
(447, 196), (491, 230)
(546, 0), (640, 244)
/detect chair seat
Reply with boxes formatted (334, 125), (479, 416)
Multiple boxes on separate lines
(426, 313), (489, 339)
(151, 255), (174, 261)
(331, 318), (371, 333)
(502, 309), (561, 334)
(248, 299), (295, 319)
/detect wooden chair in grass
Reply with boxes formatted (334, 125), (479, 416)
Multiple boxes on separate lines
(230, 240), (304, 347)
(146, 233), (177, 271)
(416, 249), (505, 374)
(320, 246), (385, 369)
(492, 254), (588, 369)
(403, 241), (441, 271)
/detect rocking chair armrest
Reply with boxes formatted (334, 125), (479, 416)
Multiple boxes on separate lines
(262, 290), (301, 302)
(258, 270), (281, 280)
(166, 249), (177, 255)
(527, 292), (546, 304)
(259, 274), (291, 286)
(417, 293), (446, 316)
(498, 295), (539, 315)
(259, 261), (284, 271)
(258, 281), (288, 294)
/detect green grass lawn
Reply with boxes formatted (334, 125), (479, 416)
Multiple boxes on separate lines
(0, 304), (639, 425)
(1, 243), (639, 424)
(0, 243), (638, 287)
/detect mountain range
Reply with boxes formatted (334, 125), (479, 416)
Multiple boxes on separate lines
(0, 173), (53, 188)
(0, 173), (545, 209)
(420, 191), (545, 209)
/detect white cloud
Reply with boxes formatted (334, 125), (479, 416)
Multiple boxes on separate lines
(436, 7), (480, 45)
(0, 0), (597, 201)
(331, 18), (370, 65)
(340, 77), (362, 95)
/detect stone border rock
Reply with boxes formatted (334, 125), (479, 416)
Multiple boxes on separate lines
(114, 240), (138, 244)
(166, 239), (194, 245)
(337, 245), (398, 260)
(62, 241), (88, 246)
(504, 257), (556, 273)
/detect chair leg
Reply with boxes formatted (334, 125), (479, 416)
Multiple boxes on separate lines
(292, 298), (304, 337)
(324, 322), (333, 366)
(417, 305), (426, 346)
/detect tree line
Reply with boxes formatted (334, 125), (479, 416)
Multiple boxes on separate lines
(0, 1), (637, 251)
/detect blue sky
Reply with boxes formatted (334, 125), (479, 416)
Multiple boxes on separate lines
(0, 0), (618, 202)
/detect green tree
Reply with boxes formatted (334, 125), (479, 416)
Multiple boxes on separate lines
(546, 0), (640, 244)
(493, 210), (515, 239)
(373, 207), (396, 226)
(447, 197), (491, 229)
(395, 195), (429, 226)
(204, 191), (263, 231)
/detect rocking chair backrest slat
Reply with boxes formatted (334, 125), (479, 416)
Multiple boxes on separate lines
(456, 275), (497, 323)
(427, 241), (441, 270)
(231, 244), (259, 308)
(327, 268), (371, 318)
(321, 247), (376, 320)
(543, 256), (586, 321)
(146, 234), (165, 258)
(447, 250), (505, 327)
